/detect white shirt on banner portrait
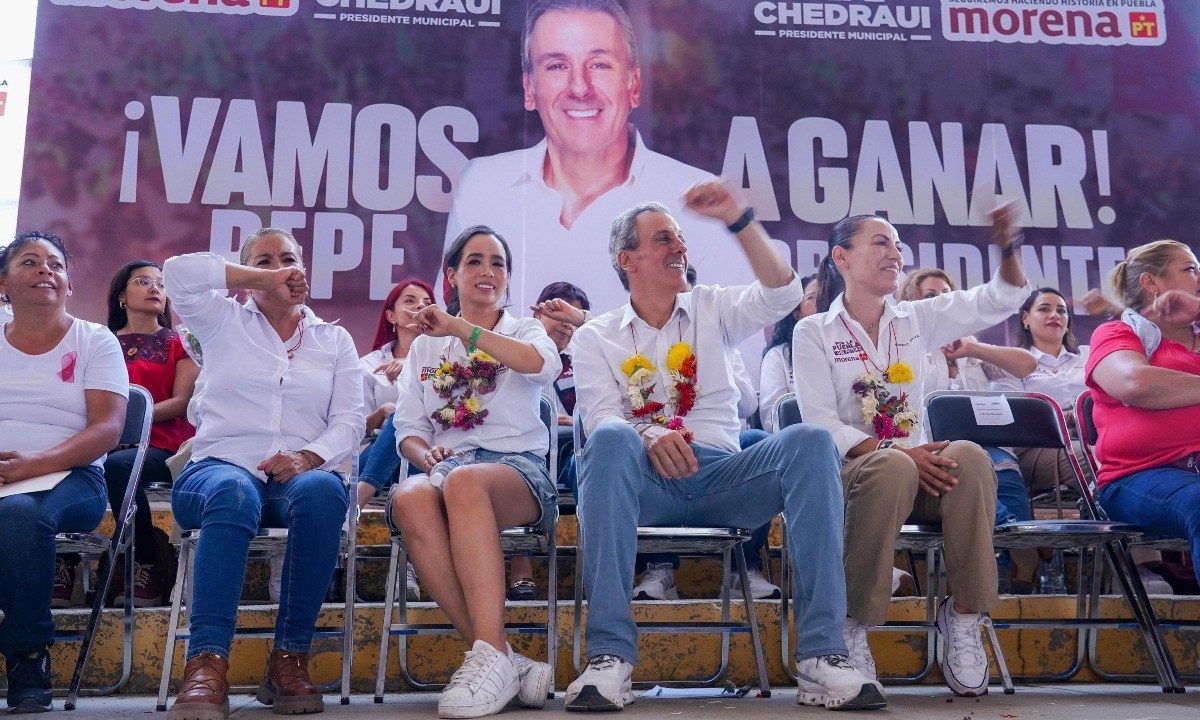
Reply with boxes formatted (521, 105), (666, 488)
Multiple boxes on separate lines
(573, 276), (801, 454)
(792, 271), (1032, 459)
(163, 252), (365, 481)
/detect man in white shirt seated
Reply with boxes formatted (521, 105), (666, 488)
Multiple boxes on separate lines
(567, 179), (885, 712)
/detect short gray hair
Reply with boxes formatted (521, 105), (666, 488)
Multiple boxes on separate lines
(521, 0), (639, 75)
(609, 201), (670, 291)
(239, 227), (302, 266)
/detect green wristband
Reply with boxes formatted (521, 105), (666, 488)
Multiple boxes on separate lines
(468, 325), (482, 354)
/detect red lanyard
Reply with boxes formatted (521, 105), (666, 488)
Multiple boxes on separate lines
(838, 315), (897, 378)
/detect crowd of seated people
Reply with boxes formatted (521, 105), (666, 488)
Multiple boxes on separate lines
(4, 189), (1199, 717)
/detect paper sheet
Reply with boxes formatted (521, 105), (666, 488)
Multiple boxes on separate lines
(0, 471), (71, 498)
(970, 396), (1015, 426)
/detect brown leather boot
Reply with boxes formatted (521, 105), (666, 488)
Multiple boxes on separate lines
(255, 649), (324, 715)
(168, 652), (229, 720)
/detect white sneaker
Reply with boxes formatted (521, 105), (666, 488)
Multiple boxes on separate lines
(268, 550), (284, 604)
(1138, 565), (1173, 595)
(509, 649), (552, 708)
(731, 568), (781, 600)
(632, 563), (678, 600)
(795, 655), (886, 710)
(565, 655), (634, 711)
(405, 561), (421, 601)
(438, 640), (520, 719)
(842, 618), (877, 681)
(936, 598), (989, 697)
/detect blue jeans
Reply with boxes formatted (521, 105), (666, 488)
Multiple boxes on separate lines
(988, 446), (1032, 526)
(1099, 467), (1200, 561)
(360, 414), (404, 492)
(0, 466), (107, 655)
(638, 428), (773, 572)
(579, 423), (846, 664)
(172, 458), (348, 659)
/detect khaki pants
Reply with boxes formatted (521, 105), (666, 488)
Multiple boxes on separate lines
(842, 440), (998, 625)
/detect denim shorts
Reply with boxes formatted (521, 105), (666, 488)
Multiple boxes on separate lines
(387, 449), (557, 532)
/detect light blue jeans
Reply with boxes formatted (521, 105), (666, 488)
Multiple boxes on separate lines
(172, 458), (348, 659)
(578, 423), (847, 665)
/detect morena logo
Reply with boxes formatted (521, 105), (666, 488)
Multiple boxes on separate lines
(49, 0), (298, 17)
(941, 0), (1165, 47)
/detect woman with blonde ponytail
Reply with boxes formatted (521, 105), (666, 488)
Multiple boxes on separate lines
(1085, 239), (1200, 567)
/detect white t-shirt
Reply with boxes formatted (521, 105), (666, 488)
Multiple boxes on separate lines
(392, 311), (561, 456)
(991, 345), (1090, 411)
(0, 317), (129, 467)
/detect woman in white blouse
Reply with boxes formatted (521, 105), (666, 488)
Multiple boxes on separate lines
(0, 232), (128, 713)
(162, 229), (364, 720)
(388, 226), (561, 719)
(792, 208), (1029, 697)
(990, 287), (1089, 497)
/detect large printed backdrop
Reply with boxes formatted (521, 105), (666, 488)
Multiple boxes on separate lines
(19, 0), (1200, 359)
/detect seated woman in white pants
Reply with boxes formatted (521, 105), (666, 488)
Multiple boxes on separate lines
(792, 207), (1030, 697)
(388, 226), (561, 719)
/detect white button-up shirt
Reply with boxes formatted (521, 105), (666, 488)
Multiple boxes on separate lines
(164, 253), (365, 480)
(991, 345), (1090, 410)
(793, 272), (1031, 459)
(573, 276), (802, 453)
(392, 311), (561, 456)
(360, 343), (401, 415)
(759, 343), (794, 434)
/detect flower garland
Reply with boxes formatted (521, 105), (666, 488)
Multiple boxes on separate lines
(852, 362), (918, 441)
(622, 340), (700, 442)
(839, 316), (917, 444)
(429, 349), (501, 430)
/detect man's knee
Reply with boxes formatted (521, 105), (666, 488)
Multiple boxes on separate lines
(580, 424), (644, 496)
(944, 441), (996, 489)
(775, 423), (836, 457)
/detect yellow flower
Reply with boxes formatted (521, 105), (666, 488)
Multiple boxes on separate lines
(471, 349), (495, 364)
(438, 362), (452, 375)
(884, 361), (914, 385)
(666, 342), (693, 374)
(464, 396), (481, 413)
(621, 353), (654, 377)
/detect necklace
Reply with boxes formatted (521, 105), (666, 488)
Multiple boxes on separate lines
(845, 308), (882, 335)
(286, 319), (305, 359)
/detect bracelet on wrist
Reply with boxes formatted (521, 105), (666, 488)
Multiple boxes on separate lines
(877, 439), (896, 451)
(726, 207), (756, 234)
(1000, 233), (1025, 259)
(467, 325), (483, 354)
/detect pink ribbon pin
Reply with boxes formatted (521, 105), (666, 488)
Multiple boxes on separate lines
(59, 351), (78, 383)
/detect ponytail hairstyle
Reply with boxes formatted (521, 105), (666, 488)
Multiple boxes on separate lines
(443, 225), (512, 316)
(1106, 239), (1192, 313)
(815, 214), (880, 313)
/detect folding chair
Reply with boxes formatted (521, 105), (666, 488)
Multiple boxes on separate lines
(925, 390), (1183, 692)
(49, 385), (153, 709)
(156, 458), (359, 710)
(1076, 390), (1199, 685)
(569, 413), (771, 697)
(773, 394), (956, 688)
(373, 396), (559, 699)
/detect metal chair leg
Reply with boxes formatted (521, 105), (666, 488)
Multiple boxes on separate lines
(734, 545), (771, 697)
(157, 539), (192, 711)
(373, 539), (401, 703)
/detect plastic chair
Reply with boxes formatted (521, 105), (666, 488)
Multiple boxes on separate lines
(925, 389), (1182, 692)
(569, 413), (772, 697)
(373, 396), (559, 699)
(55, 385), (153, 709)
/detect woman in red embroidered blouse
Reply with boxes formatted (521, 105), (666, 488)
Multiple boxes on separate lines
(102, 260), (198, 606)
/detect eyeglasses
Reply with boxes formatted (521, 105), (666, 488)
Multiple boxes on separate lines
(128, 277), (165, 290)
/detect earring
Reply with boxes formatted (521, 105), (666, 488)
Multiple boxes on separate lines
(120, 301), (126, 309)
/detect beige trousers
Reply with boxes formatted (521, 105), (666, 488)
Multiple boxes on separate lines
(842, 440), (999, 625)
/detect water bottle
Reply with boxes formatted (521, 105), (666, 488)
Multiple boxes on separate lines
(1039, 550), (1068, 595)
(429, 452), (466, 489)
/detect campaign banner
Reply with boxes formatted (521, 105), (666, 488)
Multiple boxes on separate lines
(18, 0), (1200, 362)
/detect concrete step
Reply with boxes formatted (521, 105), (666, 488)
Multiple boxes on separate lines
(26, 596), (1200, 695)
